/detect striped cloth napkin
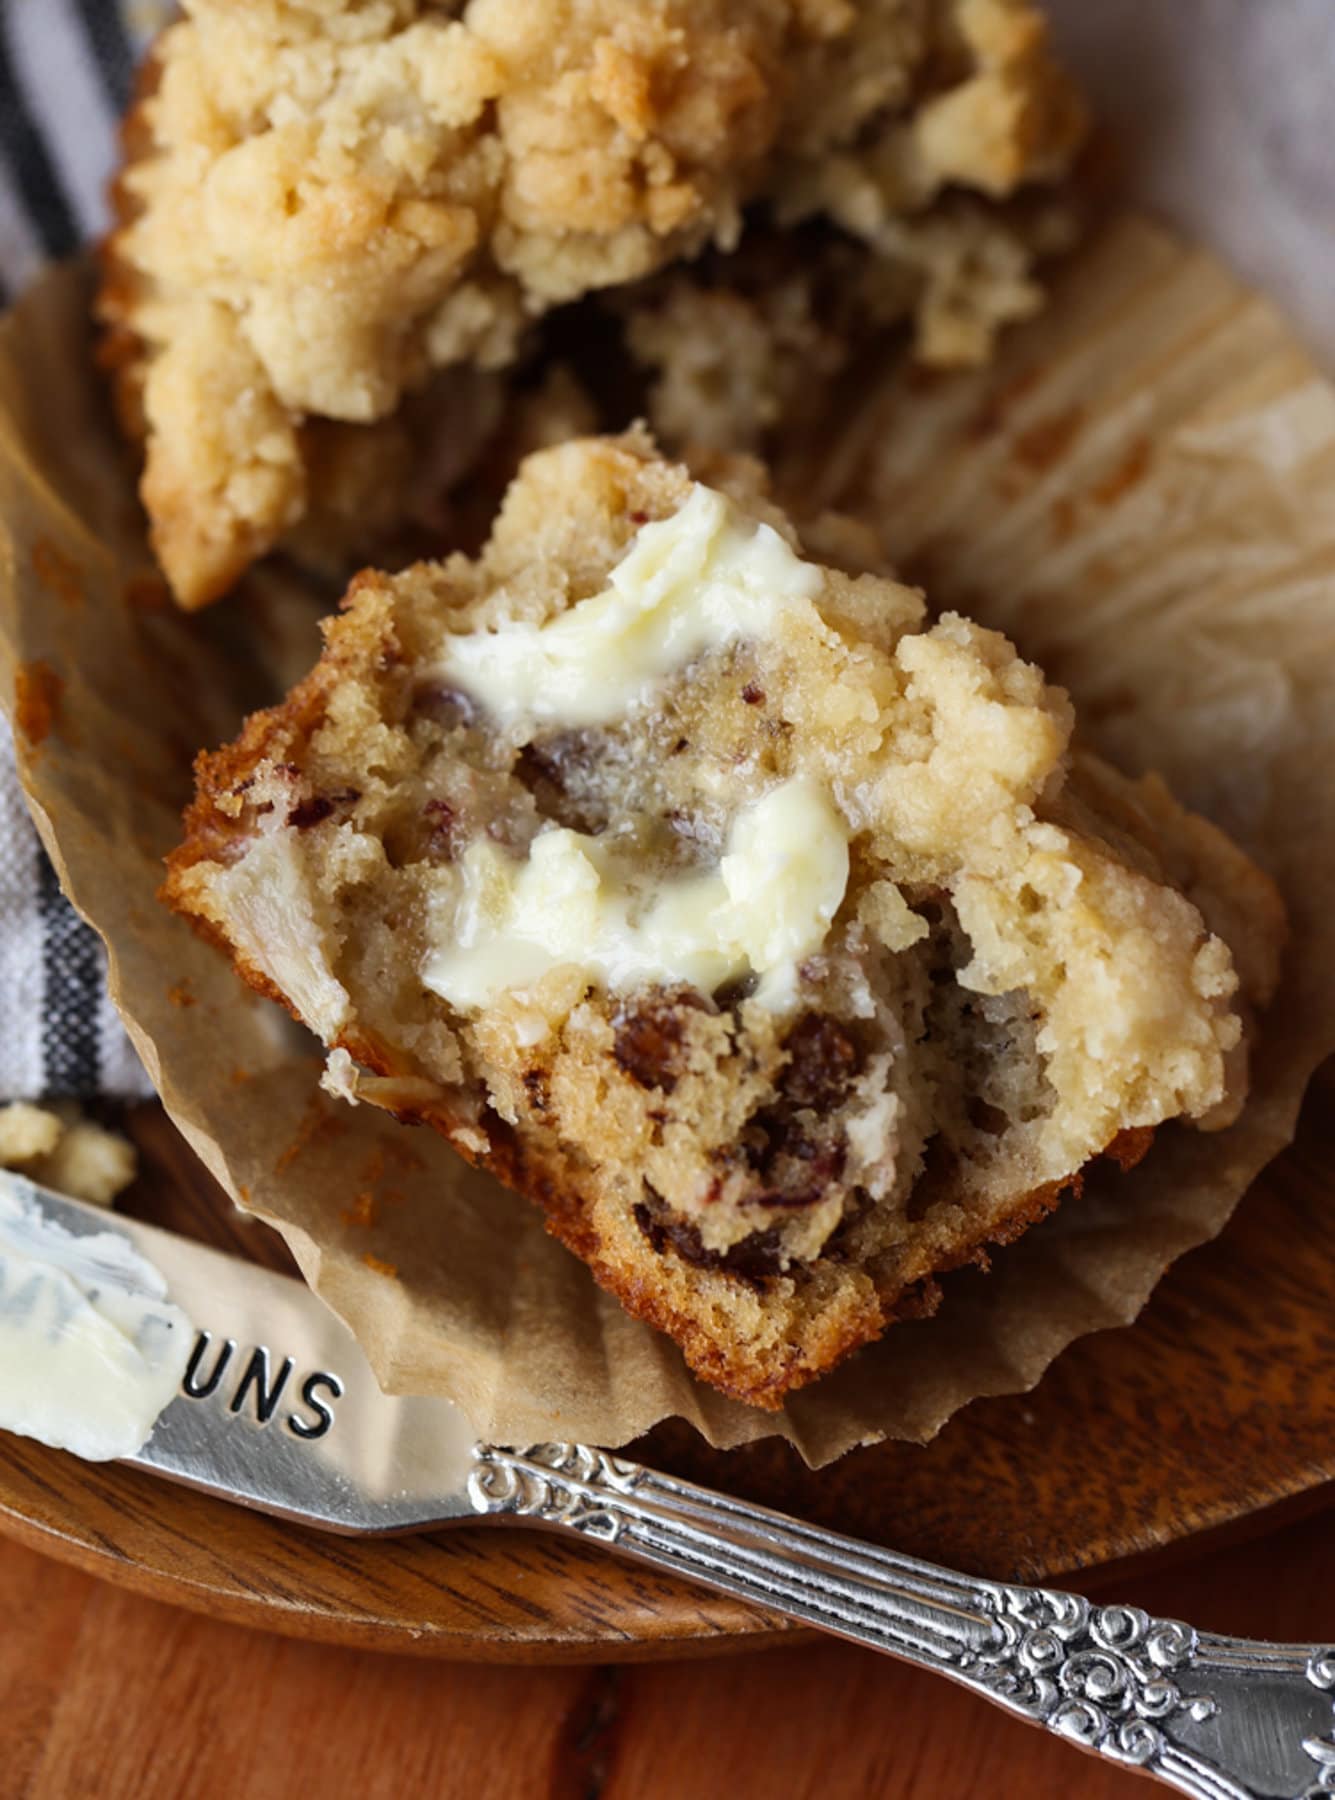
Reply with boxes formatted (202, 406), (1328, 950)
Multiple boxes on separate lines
(0, 0), (161, 1099)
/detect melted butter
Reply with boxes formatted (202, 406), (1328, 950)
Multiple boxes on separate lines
(0, 1175), (193, 1461)
(423, 778), (850, 1014)
(437, 483), (823, 729)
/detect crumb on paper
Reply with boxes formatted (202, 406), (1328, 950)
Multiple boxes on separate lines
(34, 1121), (138, 1207)
(1012, 405), (1085, 472)
(31, 540), (83, 607)
(0, 1102), (62, 1163)
(167, 979), (197, 1008)
(381, 1136), (426, 1175)
(274, 1091), (349, 1176)
(13, 660), (63, 749)
(362, 1252), (397, 1278)
(340, 1143), (410, 1229)
(122, 573), (171, 612)
(342, 1190), (379, 1230)
(1091, 436), (1153, 506)
(1049, 494), (1078, 543)
(0, 1104), (137, 1207)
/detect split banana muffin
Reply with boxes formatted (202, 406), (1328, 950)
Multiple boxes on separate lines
(163, 434), (1283, 1405)
(100, 0), (1085, 609)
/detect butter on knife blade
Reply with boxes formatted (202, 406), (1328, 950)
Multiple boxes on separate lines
(0, 1170), (193, 1461)
(0, 1179), (481, 1533)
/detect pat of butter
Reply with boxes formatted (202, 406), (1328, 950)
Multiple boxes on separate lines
(0, 1175), (193, 1462)
(437, 483), (823, 729)
(423, 778), (849, 1013)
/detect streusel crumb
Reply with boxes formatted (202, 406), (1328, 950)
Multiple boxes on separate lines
(0, 1103), (138, 1207)
(101, 0), (1084, 607)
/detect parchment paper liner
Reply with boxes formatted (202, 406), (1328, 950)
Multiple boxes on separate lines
(1, 216), (1332, 1467)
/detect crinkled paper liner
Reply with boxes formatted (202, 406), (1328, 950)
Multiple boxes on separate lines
(1, 216), (1333, 1466)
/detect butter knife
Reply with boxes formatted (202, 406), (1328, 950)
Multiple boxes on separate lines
(5, 1178), (1334, 1800)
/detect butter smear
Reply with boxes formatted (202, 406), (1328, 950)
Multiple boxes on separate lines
(0, 1174), (193, 1461)
(423, 778), (850, 1013)
(425, 484), (853, 1014)
(437, 482), (822, 730)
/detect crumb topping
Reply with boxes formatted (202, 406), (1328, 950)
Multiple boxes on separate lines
(101, 0), (1085, 606)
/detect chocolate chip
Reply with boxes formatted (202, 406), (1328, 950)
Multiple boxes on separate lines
(726, 1012), (861, 1207)
(632, 1198), (667, 1255)
(288, 795), (334, 830)
(739, 1123), (846, 1205)
(750, 1145), (847, 1203)
(714, 973), (759, 1011)
(741, 682), (765, 705)
(633, 1188), (785, 1286)
(514, 733), (609, 835)
(613, 989), (708, 1093)
(779, 1013), (860, 1109)
(287, 788), (359, 830)
(967, 1097), (1010, 1138)
(411, 681), (477, 729)
(719, 1227), (786, 1282)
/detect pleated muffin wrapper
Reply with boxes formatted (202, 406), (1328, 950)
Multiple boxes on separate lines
(2, 214), (1334, 1467)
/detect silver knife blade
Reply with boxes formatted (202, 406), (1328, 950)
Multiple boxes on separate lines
(5, 1180), (479, 1534)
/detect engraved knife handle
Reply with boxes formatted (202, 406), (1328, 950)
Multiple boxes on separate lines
(469, 1443), (1335, 1799)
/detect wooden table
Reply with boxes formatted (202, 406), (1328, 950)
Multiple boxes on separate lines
(7, 1503), (1335, 1798)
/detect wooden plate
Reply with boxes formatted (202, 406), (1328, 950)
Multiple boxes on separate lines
(2, 1069), (1333, 1662)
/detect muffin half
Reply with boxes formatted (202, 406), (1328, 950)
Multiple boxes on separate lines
(164, 433), (1283, 1405)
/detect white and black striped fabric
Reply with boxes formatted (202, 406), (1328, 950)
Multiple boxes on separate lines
(0, 0), (158, 1100)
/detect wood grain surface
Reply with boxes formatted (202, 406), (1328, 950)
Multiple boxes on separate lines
(8, 1503), (1335, 1799)
(1, 1063), (1333, 1661)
